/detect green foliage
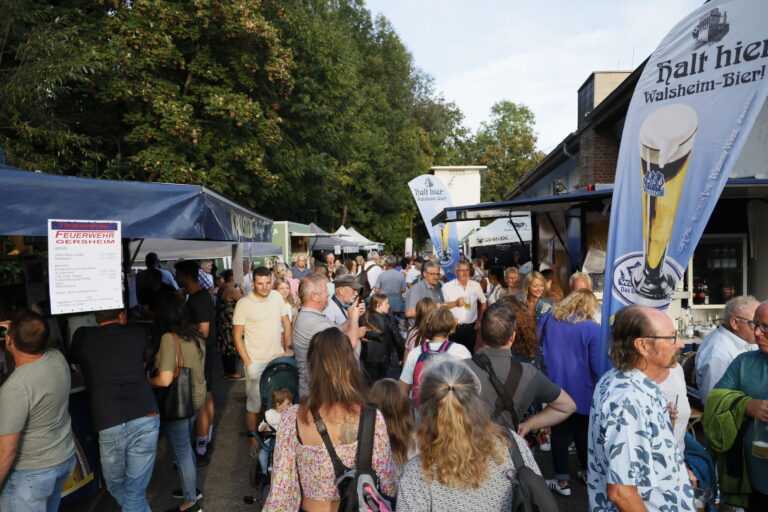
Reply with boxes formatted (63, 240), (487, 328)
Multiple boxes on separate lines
(0, 0), (541, 251)
(465, 100), (545, 203)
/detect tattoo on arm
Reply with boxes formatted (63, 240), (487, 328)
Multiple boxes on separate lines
(339, 420), (359, 444)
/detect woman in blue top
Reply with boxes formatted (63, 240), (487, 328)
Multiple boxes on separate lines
(518, 271), (554, 324)
(538, 288), (602, 497)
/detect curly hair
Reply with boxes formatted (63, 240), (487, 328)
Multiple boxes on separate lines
(417, 357), (509, 489)
(496, 295), (539, 360)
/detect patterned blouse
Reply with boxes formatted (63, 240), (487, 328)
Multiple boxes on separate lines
(587, 368), (694, 512)
(396, 432), (540, 511)
(262, 404), (398, 511)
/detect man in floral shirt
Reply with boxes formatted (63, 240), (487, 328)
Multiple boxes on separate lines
(588, 305), (694, 512)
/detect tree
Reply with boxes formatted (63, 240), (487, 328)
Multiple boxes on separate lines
(467, 101), (545, 202)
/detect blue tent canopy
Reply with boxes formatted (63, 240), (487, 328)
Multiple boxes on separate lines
(0, 165), (273, 241)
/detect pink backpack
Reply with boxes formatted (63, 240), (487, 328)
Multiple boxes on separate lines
(411, 341), (453, 407)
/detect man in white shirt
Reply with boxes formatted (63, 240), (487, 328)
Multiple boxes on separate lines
(695, 295), (759, 402)
(362, 251), (383, 291)
(405, 256), (423, 288)
(241, 261), (253, 295)
(442, 259), (487, 354)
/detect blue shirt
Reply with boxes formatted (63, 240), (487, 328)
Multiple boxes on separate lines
(539, 312), (603, 415)
(290, 266), (311, 279)
(588, 368), (693, 512)
(695, 325), (756, 403)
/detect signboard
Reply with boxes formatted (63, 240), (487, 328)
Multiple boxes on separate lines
(48, 220), (123, 315)
(601, 0), (768, 368)
(408, 175), (460, 279)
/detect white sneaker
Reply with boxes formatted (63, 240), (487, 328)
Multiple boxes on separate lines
(546, 479), (571, 496)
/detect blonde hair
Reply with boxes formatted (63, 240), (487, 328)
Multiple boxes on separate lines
(273, 277), (294, 306)
(417, 358), (509, 489)
(551, 288), (598, 323)
(368, 379), (414, 468)
(273, 263), (288, 279)
(522, 271), (546, 303)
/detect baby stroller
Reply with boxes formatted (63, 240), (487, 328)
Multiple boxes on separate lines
(248, 356), (299, 500)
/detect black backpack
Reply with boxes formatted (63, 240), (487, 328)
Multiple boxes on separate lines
(472, 352), (523, 430)
(358, 264), (380, 300)
(506, 433), (559, 512)
(311, 404), (394, 512)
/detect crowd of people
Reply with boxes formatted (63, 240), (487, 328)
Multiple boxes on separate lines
(0, 249), (767, 512)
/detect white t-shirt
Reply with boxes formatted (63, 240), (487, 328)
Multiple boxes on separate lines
(400, 341), (471, 385)
(364, 261), (383, 289)
(658, 364), (691, 451)
(441, 279), (487, 324)
(405, 267), (420, 286)
(232, 291), (288, 362)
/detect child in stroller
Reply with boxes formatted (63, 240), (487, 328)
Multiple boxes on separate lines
(257, 388), (293, 476)
(248, 355), (298, 492)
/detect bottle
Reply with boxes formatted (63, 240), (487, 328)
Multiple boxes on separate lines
(684, 307), (695, 338)
(702, 280), (709, 305)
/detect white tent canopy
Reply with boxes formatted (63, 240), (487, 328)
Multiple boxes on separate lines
(130, 239), (282, 262)
(468, 216), (532, 248)
(336, 226), (383, 250)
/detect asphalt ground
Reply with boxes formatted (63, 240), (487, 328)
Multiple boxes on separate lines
(62, 377), (590, 512)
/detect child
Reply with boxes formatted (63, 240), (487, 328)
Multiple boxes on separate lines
(258, 388), (294, 475)
(368, 378), (415, 471)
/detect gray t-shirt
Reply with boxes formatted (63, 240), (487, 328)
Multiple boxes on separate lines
(374, 269), (406, 312)
(292, 307), (337, 397)
(0, 349), (75, 470)
(404, 279), (444, 328)
(466, 347), (561, 429)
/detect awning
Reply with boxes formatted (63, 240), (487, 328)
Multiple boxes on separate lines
(432, 179), (768, 225)
(0, 165), (273, 241)
(130, 239), (282, 261)
(335, 226), (383, 250)
(468, 217), (533, 247)
(431, 189), (612, 225)
(307, 223), (358, 251)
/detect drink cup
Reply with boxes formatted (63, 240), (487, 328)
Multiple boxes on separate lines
(464, 296), (471, 310)
(752, 418), (768, 459)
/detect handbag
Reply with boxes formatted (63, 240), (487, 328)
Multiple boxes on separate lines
(157, 334), (195, 420)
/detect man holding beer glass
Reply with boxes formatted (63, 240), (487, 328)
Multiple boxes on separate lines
(711, 302), (768, 511)
(442, 259), (487, 354)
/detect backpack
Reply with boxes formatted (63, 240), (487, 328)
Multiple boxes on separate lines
(411, 341), (453, 407)
(506, 433), (559, 512)
(311, 404), (394, 512)
(471, 352), (523, 430)
(359, 264), (380, 300)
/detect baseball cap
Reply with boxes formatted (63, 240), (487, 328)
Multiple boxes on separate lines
(333, 274), (362, 291)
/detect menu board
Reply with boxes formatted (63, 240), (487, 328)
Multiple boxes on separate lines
(48, 220), (123, 315)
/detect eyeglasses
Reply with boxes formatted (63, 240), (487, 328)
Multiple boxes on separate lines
(746, 320), (768, 334)
(425, 272), (440, 277)
(643, 334), (680, 345)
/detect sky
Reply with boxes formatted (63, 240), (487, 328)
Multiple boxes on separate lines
(365, 0), (703, 154)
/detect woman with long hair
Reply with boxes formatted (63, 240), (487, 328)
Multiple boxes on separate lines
(362, 294), (404, 382)
(403, 297), (438, 363)
(368, 378), (415, 471)
(397, 358), (540, 510)
(539, 289), (602, 496)
(217, 269), (243, 380)
(273, 277), (298, 323)
(519, 271), (554, 324)
(149, 294), (207, 512)
(344, 258), (358, 277)
(496, 295), (545, 371)
(263, 328), (398, 512)
(486, 267), (505, 305)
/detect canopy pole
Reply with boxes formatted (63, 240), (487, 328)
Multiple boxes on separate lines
(122, 239), (132, 310)
(130, 238), (144, 268)
(233, 243), (243, 284)
(508, 214), (526, 247)
(544, 212), (571, 267)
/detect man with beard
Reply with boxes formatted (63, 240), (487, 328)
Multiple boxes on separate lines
(587, 305), (694, 512)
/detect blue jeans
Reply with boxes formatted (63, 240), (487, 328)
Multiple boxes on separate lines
(258, 438), (274, 475)
(99, 414), (160, 512)
(0, 455), (76, 512)
(163, 415), (198, 504)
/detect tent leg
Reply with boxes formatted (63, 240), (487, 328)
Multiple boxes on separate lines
(122, 239), (131, 311)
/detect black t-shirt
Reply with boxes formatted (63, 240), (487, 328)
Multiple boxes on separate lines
(186, 290), (216, 349)
(71, 323), (158, 431)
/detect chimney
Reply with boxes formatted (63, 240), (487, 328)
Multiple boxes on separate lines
(577, 71), (632, 130)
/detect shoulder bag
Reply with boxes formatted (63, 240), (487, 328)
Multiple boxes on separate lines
(157, 334), (195, 420)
